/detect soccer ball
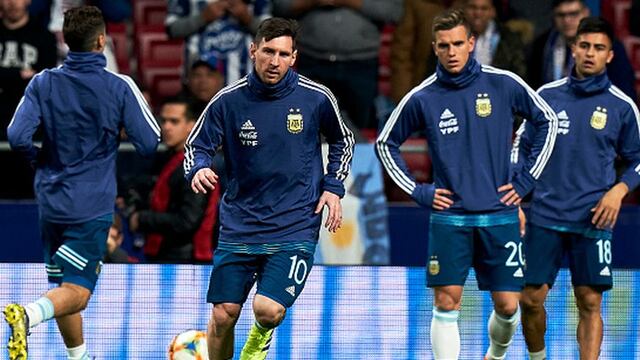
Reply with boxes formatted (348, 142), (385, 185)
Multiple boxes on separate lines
(168, 330), (209, 360)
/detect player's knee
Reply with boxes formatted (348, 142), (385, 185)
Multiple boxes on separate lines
(254, 302), (286, 329)
(494, 301), (519, 317)
(61, 283), (91, 311)
(575, 290), (602, 316)
(433, 292), (460, 311)
(213, 303), (241, 329)
(520, 294), (545, 313)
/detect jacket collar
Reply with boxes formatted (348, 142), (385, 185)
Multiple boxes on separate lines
(436, 57), (481, 88)
(567, 68), (611, 95)
(63, 51), (107, 71)
(247, 68), (298, 99)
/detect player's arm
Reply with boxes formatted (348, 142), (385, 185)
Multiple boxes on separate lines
(7, 75), (43, 165)
(503, 80), (558, 204)
(317, 90), (355, 232)
(592, 98), (640, 229)
(119, 75), (161, 156)
(184, 102), (223, 194)
(375, 92), (452, 210)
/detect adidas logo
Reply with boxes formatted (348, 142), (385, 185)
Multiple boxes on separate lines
(285, 286), (296, 297)
(599, 266), (611, 276)
(241, 120), (255, 130)
(513, 267), (523, 278)
(557, 110), (569, 120)
(440, 108), (454, 119)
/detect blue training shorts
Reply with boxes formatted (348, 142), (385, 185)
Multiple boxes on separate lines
(207, 247), (315, 308)
(427, 221), (524, 291)
(41, 214), (111, 292)
(524, 223), (613, 290)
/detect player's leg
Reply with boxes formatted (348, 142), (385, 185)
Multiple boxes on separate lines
(574, 286), (603, 360)
(240, 245), (315, 360)
(206, 249), (259, 360)
(5, 216), (110, 360)
(569, 232), (612, 360)
(427, 221), (474, 360)
(208, 303), (242, 360)
(520, 224), (564, 359)
(475, 222), (524, 360)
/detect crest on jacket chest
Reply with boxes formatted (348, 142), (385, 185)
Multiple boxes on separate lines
(287, 108), (303, 134)
(475, 93), (492, 117)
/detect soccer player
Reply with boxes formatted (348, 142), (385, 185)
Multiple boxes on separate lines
(517, 17), (640, 360)
(376, 9), (558, 360)
(4, 6), (160, 360)
(185, 17), (354, 360)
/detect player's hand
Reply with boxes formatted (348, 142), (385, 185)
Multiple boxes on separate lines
(518, 207), (526, 237)
(315, 191), (342, 233)
(191, 168), (218, 194)
(498, 183), (522, 206)
(129, 212), (140, 232)
(591, 182), (629, 229)
(433, 189), (454, 211)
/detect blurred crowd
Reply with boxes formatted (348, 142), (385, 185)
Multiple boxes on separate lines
(1, 0), (640, 263)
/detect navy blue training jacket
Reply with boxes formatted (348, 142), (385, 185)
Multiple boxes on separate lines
(515, 71), (640, 229)
(7, 52), (161, 223)
(184, 69), (354, 244)
(376, 58), (558, 216)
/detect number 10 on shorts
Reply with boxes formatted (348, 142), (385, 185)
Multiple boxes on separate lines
(288, 255), (309, 285)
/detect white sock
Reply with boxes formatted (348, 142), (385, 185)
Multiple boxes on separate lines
(67, 343), (91, 360)
(485, 307), (520, 359)
(529, 348), (546, 360)
(24, 297), (55, 328)
(430, 307), (460, 360)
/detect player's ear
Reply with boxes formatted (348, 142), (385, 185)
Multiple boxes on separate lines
(290, 49), (297, 67)
(606, 49), (614, 64)
(249, 42), (257, 62)
(96, 32), (106, 52)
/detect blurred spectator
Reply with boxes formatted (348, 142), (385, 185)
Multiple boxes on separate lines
(48, 0), (124, 71)
(272, 0), (403, 129)
(104, 214), (134, 263)
(496, 0), (554, 40)
(126, 98), (218, 263)
(166, 0), (271, 85)
(179, 59), (224, 110)
(390, 0), (449, 103)
(464, 0), (526, 79)
(529, 0), (636, 100)
(0, 0), (57, 135)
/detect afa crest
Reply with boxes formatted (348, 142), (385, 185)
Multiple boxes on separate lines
(590, 106), (607, 130)
(428, 256), (440, 275)
(475, 93), (492, 117)
(287, 108), (303, 134)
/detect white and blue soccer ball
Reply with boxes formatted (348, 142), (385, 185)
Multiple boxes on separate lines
(168, 330), (209, 360)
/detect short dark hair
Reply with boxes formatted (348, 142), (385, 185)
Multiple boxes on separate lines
(63, 6), (106, 52)
(254, 18), (298, 50)
(576, 17), (615, 44)
(432, 9), (471, 38)
(162, 96), (199, 122)
(552, 0), (585, 8)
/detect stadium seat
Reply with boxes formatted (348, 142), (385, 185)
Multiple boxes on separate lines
(106, 22), (130, 74)
(136, 32), (184, 71)
(133, 0), (167, 30)
(144, 69), (183, 106)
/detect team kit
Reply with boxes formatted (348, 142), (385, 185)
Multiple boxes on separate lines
(3, 7), (640, 360)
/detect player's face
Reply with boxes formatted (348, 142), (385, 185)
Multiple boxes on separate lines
(433, 25), (475, 74)
(572, 32), (613, 78)
(553, 1), (589, 39)
(160, 103), (195, 150)
(250, 36), (297, 85)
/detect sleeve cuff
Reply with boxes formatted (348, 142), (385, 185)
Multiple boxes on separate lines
(511, 170), (536, 197)
(322, 176), (346, 198)
(410, 183), (435, 208)
(620, 173), (640, 193)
